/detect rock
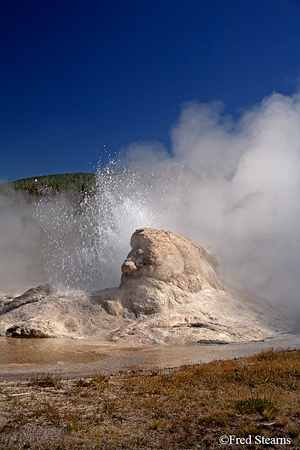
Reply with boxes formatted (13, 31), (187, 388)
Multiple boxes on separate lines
(0, 228), (294, 344)
(118, 228), (223, 317)
(1, 285), (59, 314)
(120, 278), (181, 316)
(120, 228), (221, 292)
(5, 324), (51, 338)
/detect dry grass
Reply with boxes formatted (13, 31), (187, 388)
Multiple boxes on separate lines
(0, 348), (300, 449)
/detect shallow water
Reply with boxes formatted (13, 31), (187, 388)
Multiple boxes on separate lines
(1, 333), (300, 380)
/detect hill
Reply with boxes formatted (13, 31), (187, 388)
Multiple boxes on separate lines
(11, 172), (97, 197)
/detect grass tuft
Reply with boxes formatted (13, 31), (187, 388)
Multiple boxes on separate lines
(235, 397), (274, 415)
(29, 375), (61, 388)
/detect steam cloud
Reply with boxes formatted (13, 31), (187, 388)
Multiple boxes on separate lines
(121, 91), (300, 317)
(1, 90), (299, 318)
(0, 188), (46, 292)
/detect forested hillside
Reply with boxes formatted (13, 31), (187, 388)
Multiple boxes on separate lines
(12, 172), (96, 197)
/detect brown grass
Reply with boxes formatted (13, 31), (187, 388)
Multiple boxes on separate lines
(0, 348), (300, 449)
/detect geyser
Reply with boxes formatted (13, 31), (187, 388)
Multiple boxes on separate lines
(0, 228), (293, 344)
(36, 168), (185, 291)
(0, 89), (299, 319)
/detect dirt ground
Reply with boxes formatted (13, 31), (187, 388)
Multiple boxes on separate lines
(1, 349), (300, 449)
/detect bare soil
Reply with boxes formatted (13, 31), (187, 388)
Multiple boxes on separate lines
(0, 349), (300, 449)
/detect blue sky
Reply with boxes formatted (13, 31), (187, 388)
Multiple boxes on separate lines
(1, 0), (300, 181)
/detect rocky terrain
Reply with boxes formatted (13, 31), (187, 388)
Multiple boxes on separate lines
(0, 228), (292, 344)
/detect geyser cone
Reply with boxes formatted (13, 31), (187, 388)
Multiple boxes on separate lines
(0, 228), (293, 345)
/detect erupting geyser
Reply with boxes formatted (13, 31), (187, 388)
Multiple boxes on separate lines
(37, 169), (183, 291)
(1, 90), (300, 320)
(0, 228), (293, 345)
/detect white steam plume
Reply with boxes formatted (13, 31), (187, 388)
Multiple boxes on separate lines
(121, 91), (300, 317)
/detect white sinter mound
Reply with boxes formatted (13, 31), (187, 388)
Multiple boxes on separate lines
(0, 228), (292, 344)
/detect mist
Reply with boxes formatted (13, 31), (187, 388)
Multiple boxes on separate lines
(120, 91), (300, 317)
(1, 90), (299, 318)
(0, 187), (46, 292)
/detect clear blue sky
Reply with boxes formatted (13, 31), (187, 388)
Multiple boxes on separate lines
(1, 0), (300, 181)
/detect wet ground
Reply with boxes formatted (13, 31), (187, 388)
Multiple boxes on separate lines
(1, 332), (300, 380)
